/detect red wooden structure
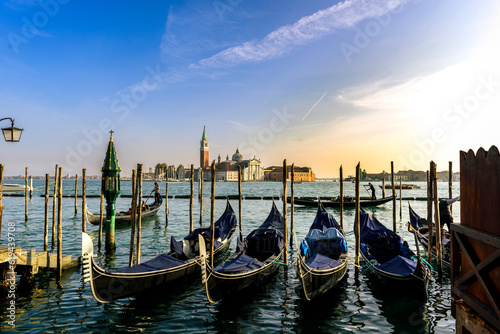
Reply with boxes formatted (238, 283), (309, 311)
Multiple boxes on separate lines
(451, 146), (500, 332)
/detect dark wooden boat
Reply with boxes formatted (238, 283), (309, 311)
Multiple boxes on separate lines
(86, 200), (162, 225)
(408, 204), (451, 268)
(358, 210), (431, 300)
(82, 200), (237, 303)
(296, 202), (348, 300)
(200, 201), (284, 303)
(287, 196), (394, 208)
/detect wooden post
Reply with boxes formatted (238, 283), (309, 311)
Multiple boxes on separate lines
(382, 175), (386, 198)
(391, 161), (396, 232)
(210, 162), (215, 268)
(0, 164), (2, 241)
(449, 161), (453, 214)
(52, 164), (58, 247)
(29, 175), (33, 198)
(136, 164), (143, 265)
(290, 163), (295, 248)
(238, 165), (243, 241)
(165, 172), (169, 225)
(56, 167), (63, 281)
(190, 164), (194, 233)
(199, 168), (203, 225)
(355, 162), (361, 275)
(431, 161), (443, 281)
(340, 165), (343, 231)
(74, 174), (78, 215)
(399, 177), (402, 218)
(25, 167), (28, 221)
(427, 170), (433, 261)
(44, 174), (49, 251)
(129, 169), (137, 266)
(282, 159), (288, 264)
(98, 194), (104, 252)
(82, 169), (87, 233)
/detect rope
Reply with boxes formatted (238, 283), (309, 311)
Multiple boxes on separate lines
(345, 256), (360, 268)
(411, 255), (434, 271)
(360, 260), (378, 274)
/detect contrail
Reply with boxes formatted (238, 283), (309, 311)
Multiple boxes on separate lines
(302, 92), (327, 120)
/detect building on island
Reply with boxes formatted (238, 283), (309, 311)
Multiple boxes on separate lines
(265, 165), (316, 182)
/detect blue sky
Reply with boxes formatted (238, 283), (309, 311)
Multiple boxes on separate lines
(1, 0), (498, 177)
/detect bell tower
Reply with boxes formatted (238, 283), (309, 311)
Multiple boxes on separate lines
(200, 126), (209, 168)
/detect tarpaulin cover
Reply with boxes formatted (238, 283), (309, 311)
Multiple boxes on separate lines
(171, 236), (183, 256)
(112, 254), (185, 273)
(253, 201), (284, 235)
(305, 253), (342, 270)
(377, 255), (417, 276)
(309, 203), (341, 231)
(359, 211), (413, 263)
(184, 201), (236, 241)
(213, 254), (264, 273)
(305, 228), (346, 259)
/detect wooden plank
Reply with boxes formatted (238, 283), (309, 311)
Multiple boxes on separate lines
(451, 224), (500, 248)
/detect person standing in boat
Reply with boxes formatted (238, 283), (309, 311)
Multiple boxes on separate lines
(154, 182), (161, 204)
(440, 195), (460, 231)
(368, 182), (376, 200)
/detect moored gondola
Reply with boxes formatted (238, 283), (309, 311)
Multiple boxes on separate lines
(82, 200), (236, 303)
(200, 201), (284, 303)
(287, 196), (394, 208)
(408, 204), (451, 268)
(358, 210), (431, 300)
(296, 202), (348, 300)
(86, 199), (163, 225)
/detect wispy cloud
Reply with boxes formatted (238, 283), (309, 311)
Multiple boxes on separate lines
(5, 0), (38, 10)
(191, 0), (413, 69)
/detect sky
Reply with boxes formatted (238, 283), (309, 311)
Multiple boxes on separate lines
(0, 0), (499, 178)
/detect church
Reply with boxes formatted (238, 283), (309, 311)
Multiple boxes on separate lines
(197, 127), (264, 181)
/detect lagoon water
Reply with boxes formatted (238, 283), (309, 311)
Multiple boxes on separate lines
(0, 179), (458, 333)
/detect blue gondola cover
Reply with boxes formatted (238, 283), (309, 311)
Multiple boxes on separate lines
(377, 255), (417, 276)
(305, 253), (342, 270)
(112, 254), (186, 273)
(213, 254), (264, 273)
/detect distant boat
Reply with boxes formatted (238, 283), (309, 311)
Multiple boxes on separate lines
(86, 200), (163, 225)
(381, 184), (421, 190)
(2, 184), (30, 193)
(287, 196), (394, 208)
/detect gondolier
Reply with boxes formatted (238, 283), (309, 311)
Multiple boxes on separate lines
(154, 182), (161, 204)
(368, 182), (376, 200)
(439, 195), (460, 230)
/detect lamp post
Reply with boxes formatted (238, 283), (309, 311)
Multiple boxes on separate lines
(101, 130), (120, 252)
(1, 118), (23, 142)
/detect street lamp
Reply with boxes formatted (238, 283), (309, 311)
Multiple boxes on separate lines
(1, 118), (23, 142)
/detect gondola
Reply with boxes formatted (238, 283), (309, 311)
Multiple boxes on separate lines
(199, 201), (284, 303)
(82, 200), (237, 303)
(296, 202), (348, 300)
(408, 204), (451, 268)
(287, 196), (394, 208)
(358, 210), (431, 299)
(86, 199), (162, 225)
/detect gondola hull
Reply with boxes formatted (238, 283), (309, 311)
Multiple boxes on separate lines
(296, 254), (348, 300)
(288, 196), (394, 208)
(203, 248), (285, 303)
(86, 201), (162, 225)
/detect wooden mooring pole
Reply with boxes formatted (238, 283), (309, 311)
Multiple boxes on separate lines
(56, 166), (63, 281)
(391, 161), (396, 232)
(210, 162), (215, 268)
(74, 174), (78, 215)
(98, 194), (104, 252)
(25, 167), (28, 221)
(282, 159), (288, 265)
(426, 170), (433, 261)
(399, 177), (402, 219)
(44, 174), (49, 251)
(290, 163), (295, 248)
(431, 161), (443, 281)
(52, 164), (58, 247)
(189, 164), (194, 233)
(238, 165), (242, 241)
(449, 161), (453, 213)
(136, 164), (143, 265)
(382, 176), (386, 198)
(82, 168), (87, 233)
(129, 169), (137, 266)
(29, 175), (33, 198)
(355, 162), (361, 276)
(340, 165), (343, 231)
(165, 172), (169, 226)
(199, 168), (203, 225)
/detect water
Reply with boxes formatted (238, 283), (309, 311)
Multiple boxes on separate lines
(0, 179), (458, 333)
